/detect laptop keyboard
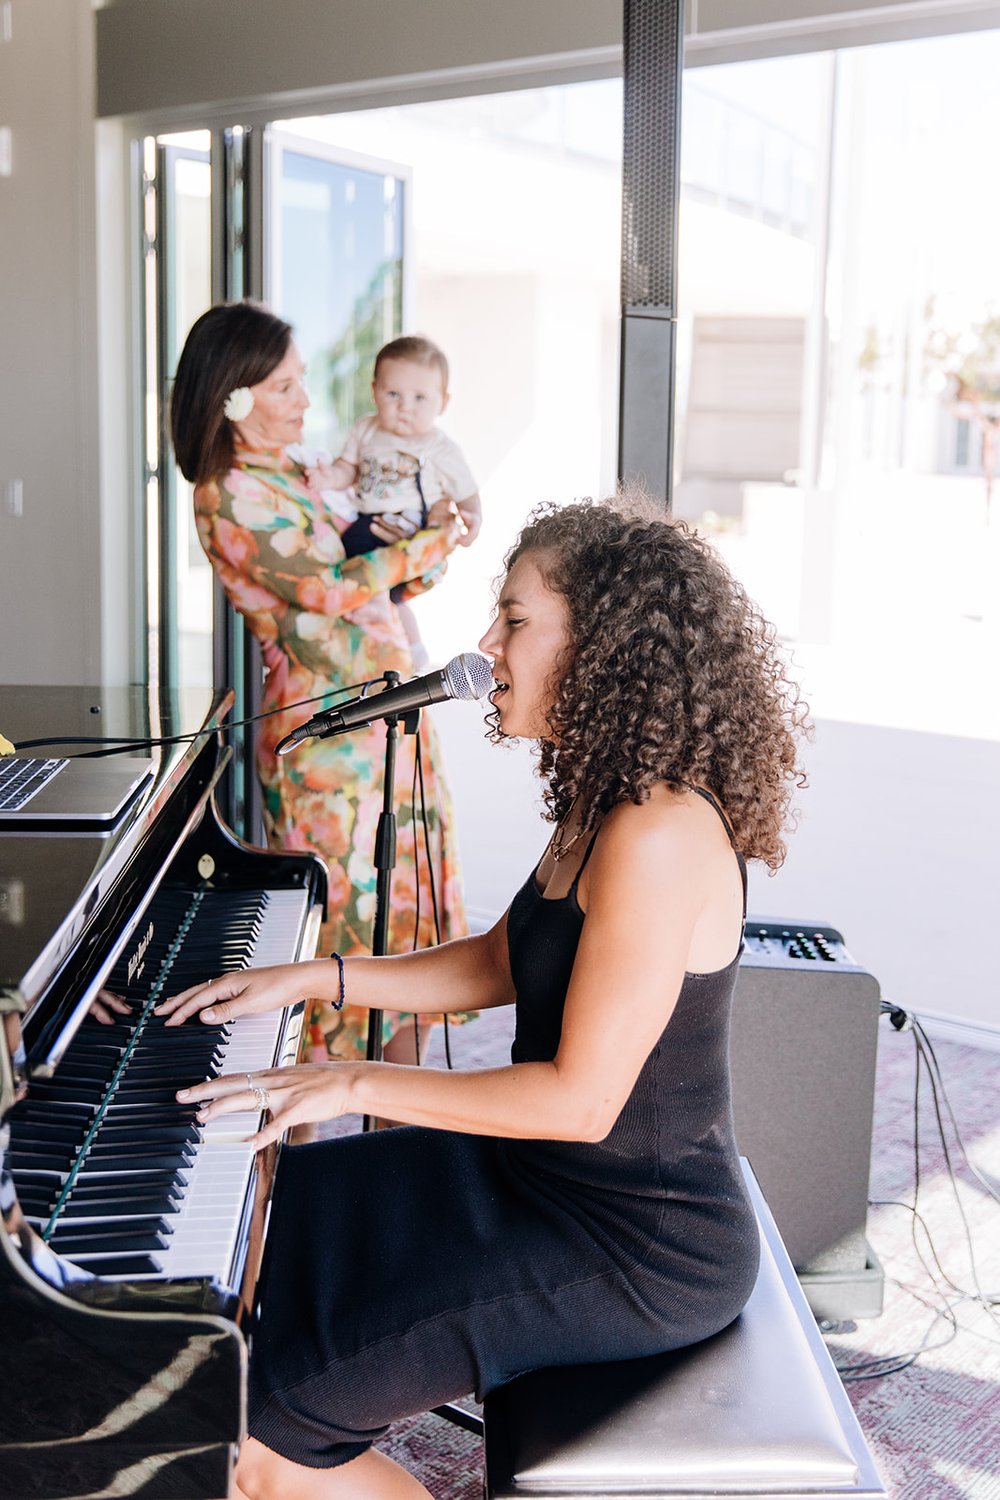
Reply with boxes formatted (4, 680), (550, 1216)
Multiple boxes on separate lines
(0, 756), (69, 810)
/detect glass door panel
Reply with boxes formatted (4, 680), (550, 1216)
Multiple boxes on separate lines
(268, 133), (408, 454)
(140, 130), (213, 692)
(160, 134), (213, 689)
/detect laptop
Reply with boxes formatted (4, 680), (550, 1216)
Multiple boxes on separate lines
(0, 754), (155, 828)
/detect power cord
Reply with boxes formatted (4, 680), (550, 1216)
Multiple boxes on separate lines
(828, 1004), (1000, 1383)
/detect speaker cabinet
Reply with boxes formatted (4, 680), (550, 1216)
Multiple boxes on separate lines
(730, 920), (884, 1318)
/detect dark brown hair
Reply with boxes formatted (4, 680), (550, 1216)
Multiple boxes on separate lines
(373, 335), (449, 392)
(489, 496), (809, 869)
(170, 301), (293, 484)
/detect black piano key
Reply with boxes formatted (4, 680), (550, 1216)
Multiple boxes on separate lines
(77, 1152), (194, 1174)
(68, 1167), (189, 1190)
(15, 1193), (58, 1215)
(101, 1086), (200, 1104)
(49, 1220), (172, 1251)
(120, 1058), (222, 1078)
(103, 1105), (201, 1124)
(58, 1177), (181, 1202)
(69, 1254), (161, 1276)
(106, 1073), (212, 1093)
(63, 1039), (129, 1056)
(27, 1082), (108, 1104)
(91, 1123), (199, 1145)
(84, 1137), (195, 1159)
(55, 1192), (181, 1218)
(8, 1122), (87, 1146)
(153, 1033), (231, 1048)
(11, 1098), (95, 1116)
(4, 1168), (66, 1190)
(9, 1151), (75, 1172)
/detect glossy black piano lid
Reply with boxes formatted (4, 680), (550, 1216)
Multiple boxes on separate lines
(0, 685), (232, 1036)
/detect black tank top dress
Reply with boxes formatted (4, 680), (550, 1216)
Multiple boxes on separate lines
(246, 790), (760, 1471)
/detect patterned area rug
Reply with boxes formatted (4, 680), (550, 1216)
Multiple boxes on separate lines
(824, 1026), (1000, 1499)
(336, 1011), (1000, 1498)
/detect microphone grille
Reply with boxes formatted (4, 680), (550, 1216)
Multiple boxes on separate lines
(443, 652), (494, 702)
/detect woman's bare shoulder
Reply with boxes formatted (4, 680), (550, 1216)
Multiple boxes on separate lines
(600, 782), (720, 839)
(591, 786), (732, 892)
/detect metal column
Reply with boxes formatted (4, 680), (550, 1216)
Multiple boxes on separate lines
(617, 0), (685, 509)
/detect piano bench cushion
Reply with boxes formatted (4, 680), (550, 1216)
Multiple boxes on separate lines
(483, 1163), (887, 1499)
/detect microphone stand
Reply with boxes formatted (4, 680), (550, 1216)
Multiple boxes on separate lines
(363, 672), (420, 1131)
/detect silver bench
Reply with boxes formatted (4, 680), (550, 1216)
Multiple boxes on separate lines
(484, 1163), (886, 1499)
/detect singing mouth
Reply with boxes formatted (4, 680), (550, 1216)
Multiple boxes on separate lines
(489, 680), (510, 706)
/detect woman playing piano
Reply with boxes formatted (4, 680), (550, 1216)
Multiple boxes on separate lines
(170, 300), (469, 1068)
(159, 496), (808, 1500)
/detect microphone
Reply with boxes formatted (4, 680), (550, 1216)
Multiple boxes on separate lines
(276, 651), (494, 754)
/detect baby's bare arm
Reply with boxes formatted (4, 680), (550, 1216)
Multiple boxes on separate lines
(307, 455), (356, 492)
(425, 497), (458, 528)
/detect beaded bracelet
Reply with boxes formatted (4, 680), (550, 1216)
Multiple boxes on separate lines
(330, 950), (346, 1011)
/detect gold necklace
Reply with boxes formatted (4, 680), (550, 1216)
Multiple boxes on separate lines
(551, 813), (588, 862)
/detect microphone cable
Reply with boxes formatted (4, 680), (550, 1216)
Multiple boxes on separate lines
(9, 677), (392, 759)
(410, 730), (453, 1070)
(403, 722), (454, 1070)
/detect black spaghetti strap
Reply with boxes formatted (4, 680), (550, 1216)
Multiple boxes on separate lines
(688, 785), (748, 921)
(568, 827), (602, 892)
(689, 784), (731, 833)
(735, 850), (748, 922)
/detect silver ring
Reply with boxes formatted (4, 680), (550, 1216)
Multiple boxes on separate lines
(246, 1072), (255, 1089)
(252, 1085), (270, 1112)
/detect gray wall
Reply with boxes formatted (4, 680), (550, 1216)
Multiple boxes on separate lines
(94, 0), (1000, 123)
(0, 0), (107, 687)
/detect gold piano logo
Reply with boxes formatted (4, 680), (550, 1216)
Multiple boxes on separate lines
(127, 921), (155, 985)
(0, 876), (25, 926)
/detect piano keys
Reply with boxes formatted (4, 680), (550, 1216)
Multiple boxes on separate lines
(0, 684), (327, 1500)
(6, 885), (311, 1283)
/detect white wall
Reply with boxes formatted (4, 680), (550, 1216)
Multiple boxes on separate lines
(746, 718), (1000, 1034)
(440, 707), (1000, 1036)
(434, 703), (550, 932)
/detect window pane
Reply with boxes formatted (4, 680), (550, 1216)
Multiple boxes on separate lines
(675, 42), (999, 743)
(272, 143), (405, 453)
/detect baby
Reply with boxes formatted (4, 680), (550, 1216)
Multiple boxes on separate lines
(307, 336), (481, 668)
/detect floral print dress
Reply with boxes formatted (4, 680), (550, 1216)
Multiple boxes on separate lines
(195, 439), (469, 1057)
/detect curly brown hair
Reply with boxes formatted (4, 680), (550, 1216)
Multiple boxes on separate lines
(488, 495), (809, 870)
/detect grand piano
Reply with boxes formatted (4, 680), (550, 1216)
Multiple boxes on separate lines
(0, 684), (328, 1499)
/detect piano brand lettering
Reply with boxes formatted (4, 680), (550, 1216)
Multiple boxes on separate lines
(127, 921), (154, 986)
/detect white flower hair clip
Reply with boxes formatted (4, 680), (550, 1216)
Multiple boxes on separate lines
(224, 387), (254, 422)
